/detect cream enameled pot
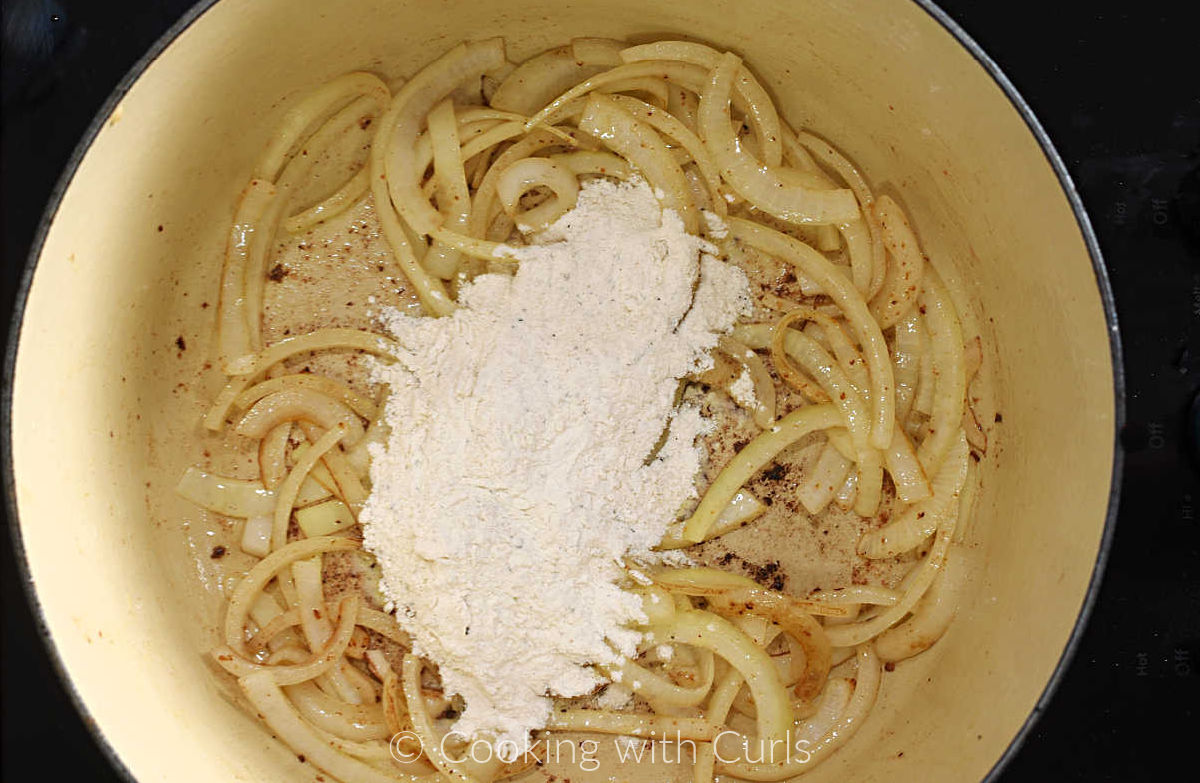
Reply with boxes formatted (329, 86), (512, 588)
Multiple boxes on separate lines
(5, 1), (1121, 781)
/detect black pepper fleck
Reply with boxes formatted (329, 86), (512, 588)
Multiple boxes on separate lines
(761, 463), (787, 482)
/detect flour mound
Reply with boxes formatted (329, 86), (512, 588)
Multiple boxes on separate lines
(361, 179), (750, 746)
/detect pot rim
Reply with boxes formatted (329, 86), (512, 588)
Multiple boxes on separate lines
(1, 1), (1125, 781)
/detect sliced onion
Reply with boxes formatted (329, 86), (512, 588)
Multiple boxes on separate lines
(577, 93), (699, 233)
(728, 219), (895, 450)
(218, 179), (276, 373)
(526, 60), (711, 129)
(796, 442), (853, 515)
(241, 514), (273, 558)
(236, 388), (365, 448)
(885, 425), (933, 504)
(494, 157), (580, 233)
(176, 467), (275, 518)
(657, 490), (765, 549)
(607, 93), (727, 216)
(382, 38), (507, 236)
(295, 499), (357, 538)
(423, 97), (472, 279)
(547, 150), (631, 179)
(490, 44), (609, 115)
(699, 53), (858, 225)
(875, 544), (973, 662)
(916, 270), (967, 474)
(598, 75), (671, 107)
(254, 73), (389, 182)
(870, 194), (926, 328)
(620, 40), (783, 166)
(682, 404), (842, 542)
(650, 610), (792, 744)
(860, 432), (968, 559)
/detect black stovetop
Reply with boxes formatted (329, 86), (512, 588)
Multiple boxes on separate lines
(2, 1), (1197, 781)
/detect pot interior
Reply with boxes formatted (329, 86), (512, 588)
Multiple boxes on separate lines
(9, 1), (1116, 781)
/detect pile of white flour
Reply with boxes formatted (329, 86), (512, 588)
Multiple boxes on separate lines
(360, 178), (749, 746)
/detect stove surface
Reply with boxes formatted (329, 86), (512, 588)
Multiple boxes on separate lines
(2, 1), (1196, 781)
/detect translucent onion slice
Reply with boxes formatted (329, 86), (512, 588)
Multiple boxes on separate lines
(667, 84), (700, 132)
(834, 468), (858, 511)
(455, 127), (578, 260)
(859, 431), (968, 559)
(884, 425), (933, 504)
(423, 97), (472, 280)
(292, 555), (362, 705)
(577, 93), (699, 233)
(657, 490), (765, 549)
(806, 584), (902, 607)
(490, 44), (611, 115)
(547, 150), (632, 179)
(704, 589), (832, 702)
(619, 40), (783, 167)
(648, 566), (761, 594)
(236, 388), (365, 448)
(382, 38), (506, 236)
(283, 681), (391, 742)
(632, 586), (677, 626)
(599, 75), (671, 108)
(827, 467), (963, 649)
(607, 93), (727, 216)
(237, 665), (429, 783)
(649, 568), (851, 619)
(698, 53), (858, 226)
(695, 667), (743, 781)
(494, 157), (580, 233)
(869, 194), (926, 329)
(769, 321), (882, 517)
(274, 425), (350, 547)
(224, 536), (358, 657)
(177, 469), (326, 523)
(525, 60), (711, 129)
(218, 179), (276, 373)
(838, 218), (874, 296)
(241, 514), (273, 558)
(793, 128), (887, 298)
(236, 374), (377, 421)
(176, 467), (276, 517)
(800, 314), (869, 396)
(216, 594), (359, 685)
(296, 499), (357, 538)
(284, 168), (370, 234)
(727, 219), (895, 450)
(206, 327), (400, 431)
(604, 651), (715, 708)
(650, 609), (792, 744)
(681, 404), (842, 542)
(457, 120), (526, 163)
(372, 42), (506, 315)
(716, 645), (880, 780)
(916, 270), (967, 474)
(254, 72), (390, 182)
(875, 544), (973, 662)
(796, 441), (853, 515)
(401, 655), (505, 780)
(893, 311), (923, 425)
